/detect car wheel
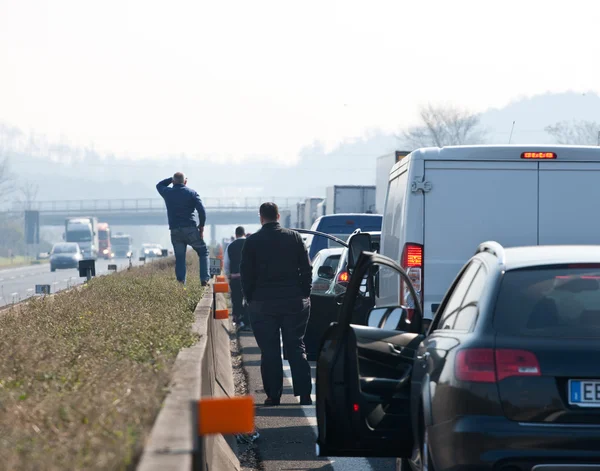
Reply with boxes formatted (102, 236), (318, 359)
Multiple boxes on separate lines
(51, 266), (56, 272)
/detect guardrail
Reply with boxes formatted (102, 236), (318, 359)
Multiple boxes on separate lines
(10, 197), (306, 213)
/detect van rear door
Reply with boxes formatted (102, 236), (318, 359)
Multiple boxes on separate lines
(539, 161), (600, 244)
(423, 161), (538, 314)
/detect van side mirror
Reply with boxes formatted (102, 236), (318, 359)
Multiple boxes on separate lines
(347, 232), (372, 270)
(317, 265), (335, 279)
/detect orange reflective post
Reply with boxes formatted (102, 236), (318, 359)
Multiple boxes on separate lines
(215, 309), (229, 319)
(214, 282), (229, 293)
(216, 275), (226, 283)
(198, 396), (254, 435)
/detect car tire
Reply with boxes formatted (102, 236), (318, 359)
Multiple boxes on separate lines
(51, 267), (56, 272)
(395, 458), (411, 471)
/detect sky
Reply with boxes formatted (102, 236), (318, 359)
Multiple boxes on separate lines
(1, 0), (599, 163)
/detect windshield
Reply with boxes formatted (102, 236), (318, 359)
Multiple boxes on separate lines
(494, 266), (600, 339)
(111, 238), (131, 246)
(66, 231), (92, 242)
(99, 230), (109, 240)
(52, 244), (78, 254)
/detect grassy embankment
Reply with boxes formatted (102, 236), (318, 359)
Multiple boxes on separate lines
(0, 256), (204, 470)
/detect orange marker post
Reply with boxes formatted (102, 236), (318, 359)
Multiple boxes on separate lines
(213, 282), (229, 293)
(216, 275), (226, 283)
(197, 396), (255, 435)
(214, 309), (229, 320)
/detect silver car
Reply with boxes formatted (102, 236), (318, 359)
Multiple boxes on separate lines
(50, 242), (83, 272)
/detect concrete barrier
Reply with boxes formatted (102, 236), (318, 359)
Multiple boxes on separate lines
(136, 282), (240, 471)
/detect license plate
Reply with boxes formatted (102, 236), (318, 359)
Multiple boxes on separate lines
(569, 380), (600, 407)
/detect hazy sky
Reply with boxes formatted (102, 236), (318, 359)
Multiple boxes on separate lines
(1, 0), (598, 162)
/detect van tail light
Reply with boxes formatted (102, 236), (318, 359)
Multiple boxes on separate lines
(455, 349), (541, 383)
(400, 243), (423, 321)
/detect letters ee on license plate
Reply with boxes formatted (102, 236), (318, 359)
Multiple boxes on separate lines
(569, 380), (600, 407)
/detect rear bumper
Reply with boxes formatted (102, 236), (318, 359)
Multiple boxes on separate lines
(430, 415), (600, 471)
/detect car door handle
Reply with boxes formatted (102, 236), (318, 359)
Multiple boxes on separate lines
(416, 352), (430, 360)
(388, 343), (403, 355)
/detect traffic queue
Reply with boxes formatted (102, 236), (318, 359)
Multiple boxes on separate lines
(303, 145), (600, 471)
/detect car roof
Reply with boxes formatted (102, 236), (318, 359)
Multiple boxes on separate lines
(315, 247), (345, 258)
(497, 245), (600, 270)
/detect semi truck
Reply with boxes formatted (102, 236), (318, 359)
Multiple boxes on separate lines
(97, 222), (113, 259)
(375, 150), (411, 213)
(64, 217), (99, 260)
(111, 232), (134, 258)
(303, 197), (324, 229)
(325, 185), (377, 215)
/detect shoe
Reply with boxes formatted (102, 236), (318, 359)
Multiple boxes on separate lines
(201, 281), (209, 287)
(264, 397), (280, 406)
(299, 395), (312, 405)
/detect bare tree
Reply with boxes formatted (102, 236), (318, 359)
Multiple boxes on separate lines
(0, 156), (11, 205)
(401, 104), (487, 148)
(545, 120), (600, 145)
(17, 180), (39, 211)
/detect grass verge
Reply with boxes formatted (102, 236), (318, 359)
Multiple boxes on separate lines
(0, 256), (204, 470)
(0, 256), (49, 268)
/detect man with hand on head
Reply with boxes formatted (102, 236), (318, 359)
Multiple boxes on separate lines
(156, 172), (210, 286)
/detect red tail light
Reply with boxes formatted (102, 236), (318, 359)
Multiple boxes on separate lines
(337, 271), (349, 284)
(455, 349), (496, 383)
(400, 243), (423, 319)
(455, 348), (541, 383)
(495, 349), (541, 381)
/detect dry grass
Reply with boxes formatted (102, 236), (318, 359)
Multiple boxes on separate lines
(0, 256), (204, 471)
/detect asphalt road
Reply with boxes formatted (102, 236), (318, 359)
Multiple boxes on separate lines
(0, 257), (144, 306)
(240, 330), (396, 470)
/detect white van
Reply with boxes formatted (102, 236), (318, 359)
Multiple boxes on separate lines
(378, 145), (600, 318)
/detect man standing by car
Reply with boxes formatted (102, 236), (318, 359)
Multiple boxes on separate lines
(240, 202), (313, 406)
(224, 226), (249, 330)
(156, 172), (210, 286)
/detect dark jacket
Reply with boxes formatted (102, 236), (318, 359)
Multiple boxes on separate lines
(225, 237), (245, 275)
(240, 222), (312, 302)
(156, 178), (206, 230)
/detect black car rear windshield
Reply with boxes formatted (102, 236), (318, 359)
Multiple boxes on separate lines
(494, 265), (600, 338)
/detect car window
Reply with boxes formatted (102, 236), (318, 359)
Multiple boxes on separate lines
(323, 255), (341, 269)
(453, 265), (488, 331)
(434, 262), (480, 331)
(494, 266), (600, 339)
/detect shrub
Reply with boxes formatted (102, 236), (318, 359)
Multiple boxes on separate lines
(0, 256), (204, 470)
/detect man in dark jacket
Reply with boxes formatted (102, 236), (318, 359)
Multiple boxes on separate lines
(224, 226), (249, 330)
(156, 172), (210, 285)
(240, 202), (313, 406)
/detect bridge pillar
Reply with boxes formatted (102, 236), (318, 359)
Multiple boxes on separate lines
(210, 224), (217, 247)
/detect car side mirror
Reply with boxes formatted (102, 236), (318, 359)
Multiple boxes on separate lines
(317, 265), (335, 279)
(347, 232), (372, 270)
(367, 307), (388, 328)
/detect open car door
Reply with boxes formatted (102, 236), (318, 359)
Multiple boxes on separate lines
(316, 251), (424, 458)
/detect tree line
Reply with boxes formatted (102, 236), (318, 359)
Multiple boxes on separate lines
(399, 104), (600, 147)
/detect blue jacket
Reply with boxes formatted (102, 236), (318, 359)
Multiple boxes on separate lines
(156, 178), (207, 230)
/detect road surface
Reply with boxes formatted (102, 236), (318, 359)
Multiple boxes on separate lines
(0, 257), (142, 306)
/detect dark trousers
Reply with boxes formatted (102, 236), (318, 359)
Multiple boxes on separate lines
(249, 297), (312, 399)
(170, 226), (210, 283)
(229, 276), (248, 325)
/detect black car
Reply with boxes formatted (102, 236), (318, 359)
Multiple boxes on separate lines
(316, 239), (600, 471)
